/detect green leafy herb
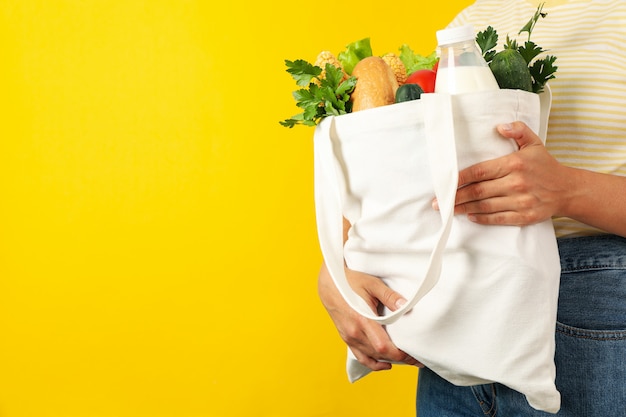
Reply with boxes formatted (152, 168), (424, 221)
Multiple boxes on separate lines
(476, 2), (557, 94)
(516, 2), (557, 93)
(285, 59), (321, 87)
(529, 55), (558, 91)
(519, 2), (548, 39)
(398, 45), (438, 74)
(475, 26), (498, 63)
(516, 2), (549, 65)
(518, 40), (545, 64)
(280, 61), (357, 128)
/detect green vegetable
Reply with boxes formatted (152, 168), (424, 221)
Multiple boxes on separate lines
(528, 55), (558, 93)
(280, 38), (438, 128)
(280, 60), (357, 128)
(337, 38), (373, 75)
(489, 38), (533, 92)
(476, 2), (557, 93)
(475, 26), (498, 63)
(395, 83), (423, 103)
(398, 45), (438, 75)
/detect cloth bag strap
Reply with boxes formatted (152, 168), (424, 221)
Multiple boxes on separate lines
(313, 93), (458, 325)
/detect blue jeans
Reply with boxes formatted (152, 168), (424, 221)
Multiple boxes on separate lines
(415, 234), (626, 416)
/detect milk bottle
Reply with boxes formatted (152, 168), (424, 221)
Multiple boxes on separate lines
(434, 25), (500, 94)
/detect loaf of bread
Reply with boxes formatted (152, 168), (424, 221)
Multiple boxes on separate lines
(350, 56), (399, 112)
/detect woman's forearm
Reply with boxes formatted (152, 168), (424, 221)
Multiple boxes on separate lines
(560, 166), (626, 238)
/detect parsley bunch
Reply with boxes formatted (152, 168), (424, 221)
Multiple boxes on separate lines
(280, 60), (357, 128)
(476, 2), (558, 93)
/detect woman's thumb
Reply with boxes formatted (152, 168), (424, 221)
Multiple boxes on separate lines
(497, 121), (542, 149)
(369, 279), (407, 312)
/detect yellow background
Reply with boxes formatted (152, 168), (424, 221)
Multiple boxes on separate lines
(0, 1), (472, 416)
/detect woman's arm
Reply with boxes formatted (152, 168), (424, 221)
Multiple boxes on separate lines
(442, 121), (626, 237)
(318, 262), (422, 371)
(318, 216), (421, 370)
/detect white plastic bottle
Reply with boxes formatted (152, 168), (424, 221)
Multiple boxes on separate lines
(434, 25), (500, 94)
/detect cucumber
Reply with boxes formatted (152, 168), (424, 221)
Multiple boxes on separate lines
(489, 49), (533, 92)
(395, 83), (423, 103)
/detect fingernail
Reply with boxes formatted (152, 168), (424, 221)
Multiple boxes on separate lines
(468, 214), (477, 222)
(395, 298), (407, 309)
(431, 199), (439, 210)
(500, 123), (513, 131)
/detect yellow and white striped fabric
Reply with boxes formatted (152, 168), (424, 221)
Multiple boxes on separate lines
(449, 0), (626, 237)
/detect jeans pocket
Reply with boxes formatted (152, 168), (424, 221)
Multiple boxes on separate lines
(556, 321), (626, 341)
(554, 321), (626, 416)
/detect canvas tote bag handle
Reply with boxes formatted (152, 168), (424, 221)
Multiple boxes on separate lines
(314, 93), (458, 325)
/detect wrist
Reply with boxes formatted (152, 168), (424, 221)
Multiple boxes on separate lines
(556, 166), (587, 219)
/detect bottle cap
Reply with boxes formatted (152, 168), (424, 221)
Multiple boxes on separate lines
(436, 25), (475, 46)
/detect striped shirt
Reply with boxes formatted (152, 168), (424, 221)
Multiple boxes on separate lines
(449, 0), (626, 237)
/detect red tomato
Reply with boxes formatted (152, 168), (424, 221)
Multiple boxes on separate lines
(405, 69), (437, 93)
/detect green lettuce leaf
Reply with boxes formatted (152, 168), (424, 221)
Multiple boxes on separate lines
(398, 45), (438, 74)
(337, 38), (373, 75)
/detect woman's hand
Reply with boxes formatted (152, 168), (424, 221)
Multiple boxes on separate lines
(430, 120), (626, 236)
(447, 121), (572, 226)
(317, 262), (423, 371)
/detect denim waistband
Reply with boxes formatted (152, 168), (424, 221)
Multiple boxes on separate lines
(557, 234), (626, 273)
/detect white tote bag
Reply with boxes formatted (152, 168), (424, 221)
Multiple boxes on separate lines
(313, 89), (561, 413)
